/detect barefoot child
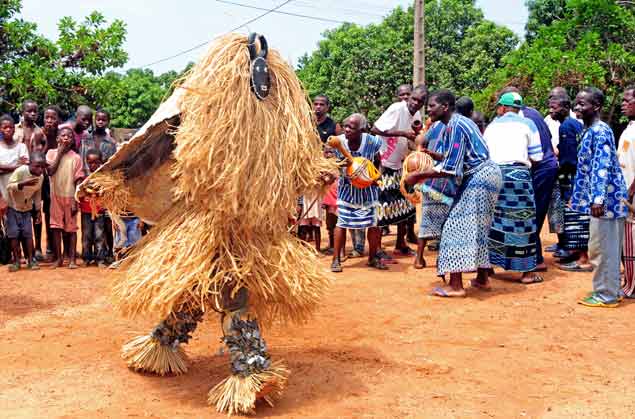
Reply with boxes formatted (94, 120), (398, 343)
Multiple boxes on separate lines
(5, 152), (46, 271)
(46, 127), (84, 269)
(40, 105), (62, 260)
(77, 149), (107, 267)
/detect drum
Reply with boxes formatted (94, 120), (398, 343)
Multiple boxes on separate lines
(400, 151), (434, 205)
(327, 136), (381, 189)
(348, 157), (381, 188)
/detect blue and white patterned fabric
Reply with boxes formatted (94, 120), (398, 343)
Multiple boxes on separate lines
(333, 133), (383, 229)
(570, 121), (628, 219)
(488, 164), (537, 272)
(437, 160), (502, 276)
(434, 114), (490, 178)
(416, 121), (456, 239)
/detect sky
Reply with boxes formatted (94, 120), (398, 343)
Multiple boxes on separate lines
(19, 0), (528, 75)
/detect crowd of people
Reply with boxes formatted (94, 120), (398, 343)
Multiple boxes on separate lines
(3, 83), (635, 309)
(0, 102), (142, 271)
(298, 84), (635, 308)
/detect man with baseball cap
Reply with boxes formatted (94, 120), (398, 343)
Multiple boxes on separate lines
(483, 92), (545, 284)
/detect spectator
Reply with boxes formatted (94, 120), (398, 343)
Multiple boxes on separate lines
(59, 105), (92, 152)
(46, 126), (84, 269)
(14, 100), (44, 153)
(5, 152), (46, 271)
(0, 114), (29, 206)
(572, 87), (628, 308)
(77, 149), (107, 267)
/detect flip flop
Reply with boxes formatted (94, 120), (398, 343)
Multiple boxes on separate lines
(431, 286), (466, 298)
(520, 274), (544, 284)
(558, 261), (593, 272)
(470, 279), (492, 291)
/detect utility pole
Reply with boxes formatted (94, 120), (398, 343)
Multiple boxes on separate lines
(413, 0), (425, 86)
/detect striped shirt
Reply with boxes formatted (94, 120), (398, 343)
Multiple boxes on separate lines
(483, 112), (544, 167)
(435, 113), (489, 178)
(333, 133), (383, 207)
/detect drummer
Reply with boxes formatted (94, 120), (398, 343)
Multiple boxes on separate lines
(331, 113), (386, 273)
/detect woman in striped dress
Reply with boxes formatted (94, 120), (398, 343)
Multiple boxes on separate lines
(331, 114), (387, 273)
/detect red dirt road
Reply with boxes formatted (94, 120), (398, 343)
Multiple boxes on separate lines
(2, 236), (635, 418)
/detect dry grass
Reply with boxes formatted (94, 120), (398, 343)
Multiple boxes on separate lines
(208, 361), (289, 415)
(121, 334), (188, 376)
(81, 33), (337, 326)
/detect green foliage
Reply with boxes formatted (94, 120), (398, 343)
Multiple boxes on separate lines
(297, 0), (518, 122)
(477, 0), (635, 124)
(525, 0), (567, 41)
(0, 0), (183, 127)
(88, 68), (177, 128)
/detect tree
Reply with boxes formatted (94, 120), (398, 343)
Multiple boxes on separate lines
(0, 1), (128, 116)
(297, 0), (518, 122)
(476, 0), (635, 125)
(525, 0), (567, 41)
(88, 68), (179, 128)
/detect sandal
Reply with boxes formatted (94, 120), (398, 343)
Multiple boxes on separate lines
(368, 257), (388, 270)
(431, 286), (466, 298)
(520, 274), (544, 284)
(558, 261), (593, 272)
(68, 262), (79, 270)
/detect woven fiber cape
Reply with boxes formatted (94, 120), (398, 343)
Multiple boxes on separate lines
(77, 33), (338, 415)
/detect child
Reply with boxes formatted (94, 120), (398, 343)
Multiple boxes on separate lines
(46, 126), (84, 269)
(571, 88), (628, 308)
(41, 105), (62, 260)
(0, 115), (29, 207)
(6, 152), (46, 271)
(297, 194), (322, 252)
(15, 100), (45, 153)
(77, 149), (107, 267)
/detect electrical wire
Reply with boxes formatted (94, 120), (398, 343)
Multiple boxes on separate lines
(139, 0), (294, 68)
(214, 0), (350, 24)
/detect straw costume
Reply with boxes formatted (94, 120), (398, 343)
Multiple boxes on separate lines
(77, 33), (337, 415)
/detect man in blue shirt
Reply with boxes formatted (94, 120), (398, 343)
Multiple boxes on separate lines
(572, 87), (628, 307)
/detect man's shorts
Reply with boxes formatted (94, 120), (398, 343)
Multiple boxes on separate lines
(6, 207), (33, 239)
(50, 195), (78, 233)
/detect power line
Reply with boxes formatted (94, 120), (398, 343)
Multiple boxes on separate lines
(139, 0), (294, 68)
(215, 0), (350, 24)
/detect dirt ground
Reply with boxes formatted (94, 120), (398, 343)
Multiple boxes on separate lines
(1, 232), (635, 419)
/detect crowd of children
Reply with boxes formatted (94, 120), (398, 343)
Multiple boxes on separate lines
(0, 101), (143, 272)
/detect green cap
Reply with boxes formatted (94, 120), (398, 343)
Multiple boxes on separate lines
(497, 92), (524, 108)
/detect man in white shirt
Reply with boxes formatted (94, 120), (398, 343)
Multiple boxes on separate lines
(484, 92), (544, 284)
(370, 85), (426, 257)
